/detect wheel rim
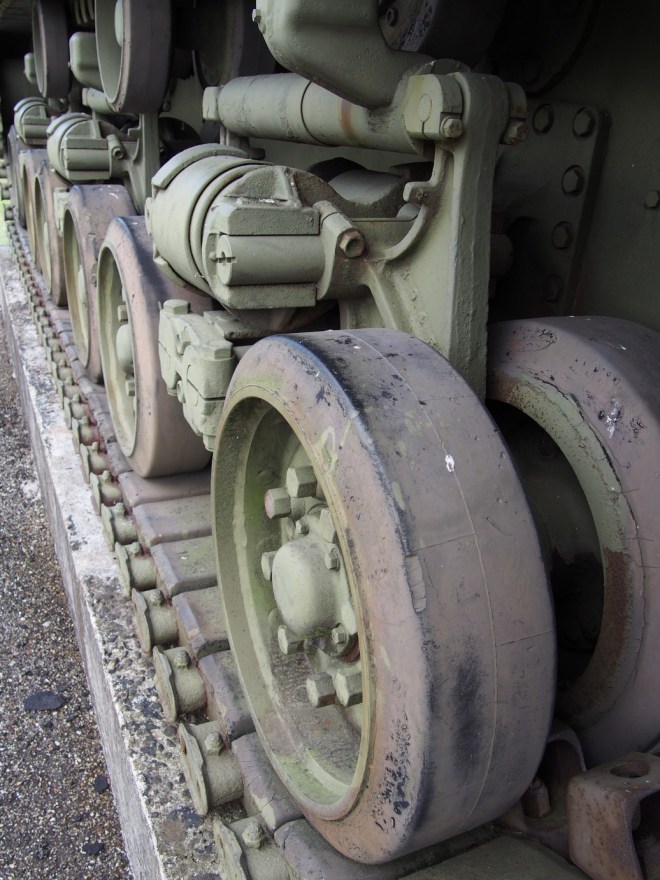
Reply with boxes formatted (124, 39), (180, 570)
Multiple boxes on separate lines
(32, 0), (70, 99)
(34, 175), (52, 289)
(215, 329), (556, 861)
(63, 211), (90, 364)
(22, 162), (38, 265)
(62, 184), (137, 382)
(98, 216), (211, 477)
(488, 316), (660, 761)
(96, 0), (172, 113)
(223, 400), (366, 808)
(98, 242), (137, 454)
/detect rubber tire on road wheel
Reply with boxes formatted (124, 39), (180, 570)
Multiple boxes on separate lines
(34, 164), (68, 306)
(214, 329), (556, 863)
(63, 184), (136, 383)
(7, 127), (27, 228)
(488, 316), (660, 763)
(21, 149), (48, 271)
(96, 0), (172, 113)
(33, 0), (71, 99)
(97, 216), (211, 477)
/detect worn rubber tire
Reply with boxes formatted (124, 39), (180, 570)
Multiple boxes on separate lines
(32, 0), (71, 99)
(488, 316), (660, 763)
(34, 163), (68, 306)
(20, 149), (48, 270)
(97, 216), (211, 477)
(214, 329), (556, 863)
(63, 184), (136, 382)
(96, 0), (172, 113)
(7, 127), (27, 228)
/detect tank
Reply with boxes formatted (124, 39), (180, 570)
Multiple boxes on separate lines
(1, 1), (659, 877)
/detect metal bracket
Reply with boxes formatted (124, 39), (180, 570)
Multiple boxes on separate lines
(159, 301), (244, 451)
(491, 100), (609, 320)
(568, 752), (660, 880)
(344, 70), (524, 396)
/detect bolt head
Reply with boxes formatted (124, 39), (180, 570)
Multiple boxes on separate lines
(502, 120), (528, 145)
(306, 673), (336, 708)
(543, 274), (564, 303)
(551, 222), (573, 250)
(440, 116), (464, 139)
(319, 507), (337, 543)
(334, 667), (363, 707)
(264, 487), (291, 519)
(261, 551), (277, 581)
(645, 190), (660, 210)
(285, 466), (317, 498)
(384, 5), (398, 26)
(562, 166), (585, 196)
(324, 547), (341, 570)
(573, 108), (595, 139)
(277, 625), (304, 655)
(338, 229), (366, 259)
(331, 624), (348, 647)
(532, 104), (554, 135)
(295, 517), (310, 536)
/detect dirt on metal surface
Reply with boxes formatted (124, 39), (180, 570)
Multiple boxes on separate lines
(0, 307), (132, 879)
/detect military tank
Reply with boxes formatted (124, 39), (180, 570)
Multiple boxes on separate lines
(1, 1), (659, 878)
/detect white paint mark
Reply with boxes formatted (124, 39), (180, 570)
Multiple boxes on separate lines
(605, 399), (623, 438)
(445, 454), (455, 472)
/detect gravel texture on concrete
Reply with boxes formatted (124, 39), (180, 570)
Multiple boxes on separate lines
(0, 308), (133, 880)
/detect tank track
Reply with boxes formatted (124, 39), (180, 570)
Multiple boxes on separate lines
(0, 193), (525, 880)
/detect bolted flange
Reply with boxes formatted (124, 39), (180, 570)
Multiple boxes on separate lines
(132, 588), (178, 653)
(178, 720), (243, 815)
(101, 502), (137, 549)
(114, 540), (157, 597)
(153, 646), (206, 722)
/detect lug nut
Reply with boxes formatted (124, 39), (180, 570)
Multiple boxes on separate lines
(324, 547), (340, 570)
(319, 508), (337, 543)
(334, 667), (363, 707)
(295, 517), (309, 536)
(285, 466), (317, 498)
(306, 673), (336, 708)
(261, 551), (277, 581)
(277, 625), (304, 655)
(264, 487), (291, 519)
(331, 624), (348, 647)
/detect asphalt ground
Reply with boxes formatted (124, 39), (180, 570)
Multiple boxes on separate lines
(0, 300), (133, 879)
